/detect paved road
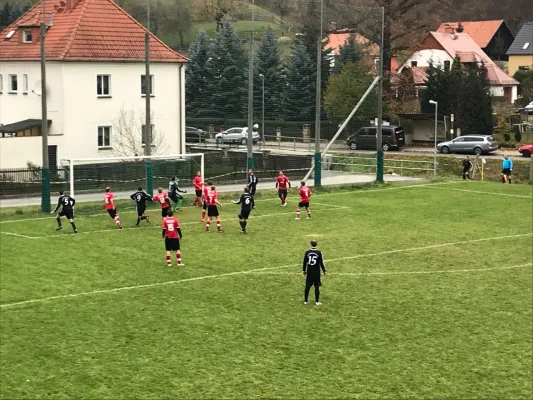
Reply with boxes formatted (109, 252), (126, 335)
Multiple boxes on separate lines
(0, 171), (423, 208)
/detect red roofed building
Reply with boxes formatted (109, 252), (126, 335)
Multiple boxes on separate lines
(0, 0), (188, 169)
(397, 31), (518, 103)
(436, 20), (514, 61)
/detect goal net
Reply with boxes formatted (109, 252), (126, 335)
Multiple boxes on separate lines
(61, 154), (204, 198)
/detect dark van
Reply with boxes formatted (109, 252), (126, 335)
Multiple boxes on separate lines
(346, 126), (406, 151)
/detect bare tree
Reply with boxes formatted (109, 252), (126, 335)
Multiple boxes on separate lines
(111, 106), (165, 158)
(192, 0), (242, 30)
(161, 1), (193, 50)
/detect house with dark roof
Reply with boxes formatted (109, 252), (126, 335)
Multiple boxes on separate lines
(436, 20), (514, 61)
(0, 0), (188, 169)
(506, 22), (533, 76)
(396, 31), (519, 104)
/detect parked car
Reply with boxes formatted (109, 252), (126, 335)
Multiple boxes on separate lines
(437, 135), (499, 155)
(185, 126), (209, 143)
(346, 125), (405, 151)
(215, 127), (260, 145)
(518, 143), (533, 158)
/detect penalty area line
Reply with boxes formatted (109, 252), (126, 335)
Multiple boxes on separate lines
(0, 231), (43, 239)
(429, 186), (533, 199)
(1, 231), (531, 310)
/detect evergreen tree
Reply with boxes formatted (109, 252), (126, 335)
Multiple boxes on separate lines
(458, 63), (493, 134)
(205, 21), (248, 119)
(333, 34), (361, 74)
(282, 40), (315, 121)
(254, 28), (284, 120)
(396, 68), (417, 102)
(185, 31), (214, 118)
(421, 61), (446, 113)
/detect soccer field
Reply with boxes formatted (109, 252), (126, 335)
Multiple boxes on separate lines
(1, 181), (532, 399)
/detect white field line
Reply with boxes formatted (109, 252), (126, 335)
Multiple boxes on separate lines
(0, 181), (464, 225)
(430, 186), (533, 199)
(1, 231), (530, 309)
(248, 263), (533, 277)
(0, 204), (346, 239)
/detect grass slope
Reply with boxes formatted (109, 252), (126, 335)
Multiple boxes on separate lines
(1, 181), (532, 399)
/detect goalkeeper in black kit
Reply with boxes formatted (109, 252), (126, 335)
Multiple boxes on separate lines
(302, 240), (326, 305)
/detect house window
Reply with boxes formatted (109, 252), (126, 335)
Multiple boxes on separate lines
(141, 124), (155, 145)
(411, 61), (418, 67)
(141, 75), (154, 96)
(97, 126), (111, 148)
(0, 74), (3, 93)
(523, 42), (530, 50)
(519, 66), (530, 71)
(22, 30), (32, 43)
(96, 75), (111, 97)
(22, 74), (28, 93)
(443, 61), (450, 71)
(8, 74), (17, 92)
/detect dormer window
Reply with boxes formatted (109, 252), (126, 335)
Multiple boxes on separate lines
(22, 30), (33, 43)
(524, 43), (530, 50)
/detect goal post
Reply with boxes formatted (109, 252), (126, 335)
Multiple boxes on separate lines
(62, 153), (204, 198)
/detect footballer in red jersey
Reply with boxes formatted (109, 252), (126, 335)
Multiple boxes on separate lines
(296, 181), (312, 220)
(153, 188), (171, 218)
(205, 185), (223, 232)
(192, 171), (203, 207)
(161, 210), (184, 266)
(104, 187), (123, 229)
(200, 180), (212, 222)
(275, 170), (291, 206)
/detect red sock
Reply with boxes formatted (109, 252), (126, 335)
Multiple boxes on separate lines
(201, 209), (206, 220)
(307, 209), (311, 217)
(114, 216), (121, 226)
(166, 255), (171, 266)
(205, 220), (210, 231)
(282, 196), (286, 203)
(296, 208), (300, 218)
(197, 197), (202, 207)
(176, 251), (182, 264)
(216, 221), (222, 231)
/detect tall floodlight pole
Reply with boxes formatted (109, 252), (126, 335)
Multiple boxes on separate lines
(145, 0), (153, 194)
(429, 100), (438, 176)
(259, 73), (265, 142)
(375, 6), (385, 183)
(40, 0), (50, 212)
(314, 0), (324, 186)
(247, 0), (255, 170)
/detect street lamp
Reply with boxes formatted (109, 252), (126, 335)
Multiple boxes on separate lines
(429, 100), (438, 176)
(259, 73), (265, 143)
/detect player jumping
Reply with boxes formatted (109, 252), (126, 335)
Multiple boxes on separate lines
(130, 187), (153, 225)
(192, 171), (203, 207)
(200, 181), (212, 222)
(205, 185), (223, 232)
(104, 187), (123, 229)
(233, 186), (254, 233)
(276, 170), (291, 207)
(153, 188), (171, 218)
(247, 169), (259, 198)
(162, 210), (184, 267)
(296, 181), (312, 220)
(51, 191), (77, 233)
(168, 176), (187, 211)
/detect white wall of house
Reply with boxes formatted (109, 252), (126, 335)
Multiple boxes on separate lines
(0, 61), (184, 169)
(490, 85), (518, 103)
(399, 49), (452, 71)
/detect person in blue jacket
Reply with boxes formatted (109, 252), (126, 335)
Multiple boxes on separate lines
(501, 156), (513, 184)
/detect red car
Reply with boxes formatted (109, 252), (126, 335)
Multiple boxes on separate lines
(518, 144), (533, 158)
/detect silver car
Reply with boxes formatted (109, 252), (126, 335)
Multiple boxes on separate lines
(215, 127), (260, 145)
(437, 135), (499, 155)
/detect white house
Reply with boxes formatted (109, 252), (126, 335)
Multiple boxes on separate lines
(397, 31), (519, 103)
(0, 0), (188, 170)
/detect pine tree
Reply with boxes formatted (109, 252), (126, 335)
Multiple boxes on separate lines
(458, 63), (493, 134)
(282, 40), (315, 121)
(185, 31), (213, 118)
(421, 61), (446, 113)
(205, 21), (248, 119)
(254, 28), (284, 120)
(333, 34), (361, 74)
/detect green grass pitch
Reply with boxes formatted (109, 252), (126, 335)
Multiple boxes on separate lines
(1, 181), (532, 399)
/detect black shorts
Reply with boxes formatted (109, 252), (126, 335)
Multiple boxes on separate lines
(462, 167), (470, 173)
(168, 193), (178, 203)
(137, 205), (146, 217)
(298, 201), (310, 208)
(59, 208), (74, 219)
(165, 237), (180, 251)
(239, 209), (251, 220)
(195, 189), (202, 198)
(306, 274), (321, 287)
(207, 205), (219, 217)
(502, 168), (511, 176)
(161, 207), (169, 218)
(107, 208), (117, 219)
(278, 189), (288, 198)
(202, 201), (207, 210)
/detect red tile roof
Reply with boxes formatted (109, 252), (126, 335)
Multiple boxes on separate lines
(325, 32), (379, 56)
(0, 0), (187, 62)
(436, 20), (504, 48)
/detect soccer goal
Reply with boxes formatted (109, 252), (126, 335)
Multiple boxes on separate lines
(61, 154), (204, 198)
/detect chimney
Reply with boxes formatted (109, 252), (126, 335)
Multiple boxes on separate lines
(444, 25), (455, 34)
(328, 21), (338, 32)
(66, 0), (80, 12)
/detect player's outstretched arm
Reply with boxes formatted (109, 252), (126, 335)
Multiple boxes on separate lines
(130, 193), (136, 200)
(216, 200), (223, 207)
(177, 227), (183, 239)
(50, 198), (61, 214)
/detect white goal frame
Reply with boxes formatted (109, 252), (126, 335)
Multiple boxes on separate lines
(62, 153), (204, 198)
